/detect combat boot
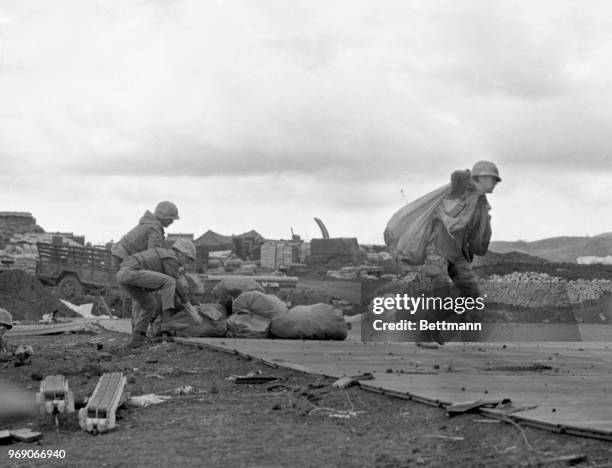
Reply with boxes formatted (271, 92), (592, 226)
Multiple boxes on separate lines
(126, 332), (151, 349)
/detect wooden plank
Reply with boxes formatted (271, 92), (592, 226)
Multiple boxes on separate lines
(8, 321), (97, 337)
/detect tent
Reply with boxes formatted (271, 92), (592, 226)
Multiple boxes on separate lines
(194, 230), (234, 251)
(233, 230), (265, 261)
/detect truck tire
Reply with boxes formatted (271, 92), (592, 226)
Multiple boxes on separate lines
(57, 275), (83, 301)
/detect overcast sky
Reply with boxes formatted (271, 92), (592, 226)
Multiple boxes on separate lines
(1, 0), (610, 245)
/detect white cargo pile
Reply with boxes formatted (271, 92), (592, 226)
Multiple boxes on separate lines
(481, 271), (612, 307)
(0, 233), (85, 276)
(261, 242), (297, 269)
(566, 279), (612, 303)
(10, 233), (82, 247)
(327, 266), (362, 280)
(260, 241), (309, 269)
(0, 244), (38, 275)
(327, 266), (380, 280)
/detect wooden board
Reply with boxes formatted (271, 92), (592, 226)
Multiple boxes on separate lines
(8, 321), (97, 337)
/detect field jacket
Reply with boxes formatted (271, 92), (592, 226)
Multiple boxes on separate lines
(111, 211), (165, 261)
(434, 170), (492, 262)
(120, 247), (188, 303)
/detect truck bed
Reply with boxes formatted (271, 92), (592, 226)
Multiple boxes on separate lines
(36, 242), (117, 288)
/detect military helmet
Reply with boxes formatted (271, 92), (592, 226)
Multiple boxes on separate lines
(0, 308), (13, 329)
(471, 161), (501, 182)
(154, 201), (180, 221)
(172, 239), (197, 261)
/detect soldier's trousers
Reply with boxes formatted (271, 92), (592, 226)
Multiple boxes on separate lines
(113, 255), (142, 324)
(417, 253), (483, 341)
(116, 267), (176, 334)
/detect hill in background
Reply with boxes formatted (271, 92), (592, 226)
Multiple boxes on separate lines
(472, 250), (549, 267)
(490, 232), (612, 263)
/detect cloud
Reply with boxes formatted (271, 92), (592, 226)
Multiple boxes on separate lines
(0, 1), (611, 244)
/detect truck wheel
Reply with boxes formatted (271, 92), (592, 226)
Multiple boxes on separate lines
(57, 275), (83, 301)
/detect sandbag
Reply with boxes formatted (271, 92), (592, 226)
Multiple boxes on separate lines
(163, 304), (227, 337)
(211, 277), (264, 303)
(384, 184), (450, 265)
(226, 313), (269, 338)
(268, 303), (348, 340)
(232, 291), (288, 320)
(199, 302), (227, 321)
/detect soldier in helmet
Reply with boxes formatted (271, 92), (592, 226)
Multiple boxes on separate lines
(110, 201), (180, 269)
(419, 161), (501, 346)
(0, 308), (13, 354)
(117, 239), (202, 348)
(110, 201), (180, 333)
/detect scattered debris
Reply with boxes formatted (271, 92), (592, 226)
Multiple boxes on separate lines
(416, 342), (439, 350)
(143, 372), (167, 380)
(235, 375), (280, 384)
(332, 372), (374, 389)
(446, 399), (511, 417)
(320, 409), (362, 419)
(427, 435), (464, 441)
(0, 430), (12, 445)
(14, 344), (33, 366)
(39, 310), (58, 324)
(293, 383), (333, 404)
(88, 339), (104, 351)
(10, 428), (43, 443)
(543, 454), (587, 466)
(59, 300), (95, 319)
(128, 394), (172, 408)
(226, 369), (280, 384)
(484, 364), (554, 372)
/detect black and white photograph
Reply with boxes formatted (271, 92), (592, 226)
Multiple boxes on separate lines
(1, 1), (612, 466)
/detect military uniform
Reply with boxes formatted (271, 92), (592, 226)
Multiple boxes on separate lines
(111, 210), (166, 270)
(117, 248), (189, 336)
(418, 170), (493, 343)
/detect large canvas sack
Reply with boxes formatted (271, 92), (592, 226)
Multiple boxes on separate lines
(199, 302), (227, 321)
(268, 303), (348, 340)
(226, 312), (269, 338)
(232, 291), (288, 320)
(211, 278), (264, 303)
(164, 304), (227, 337)
(384, 184), (450, 265)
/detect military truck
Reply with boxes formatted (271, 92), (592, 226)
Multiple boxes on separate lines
(36, 242), (298, 302)
(36, 242), (116, 301)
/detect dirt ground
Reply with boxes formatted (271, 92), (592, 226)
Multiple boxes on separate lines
(2, 329), (612, 468)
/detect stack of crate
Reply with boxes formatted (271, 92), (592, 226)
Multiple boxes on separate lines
(260, 241), (299, 269)
(0, 252), (37, 275)
(260, 242), (277, 269)
(298, 243), (311, 263)
(12, 254), (37, 275)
